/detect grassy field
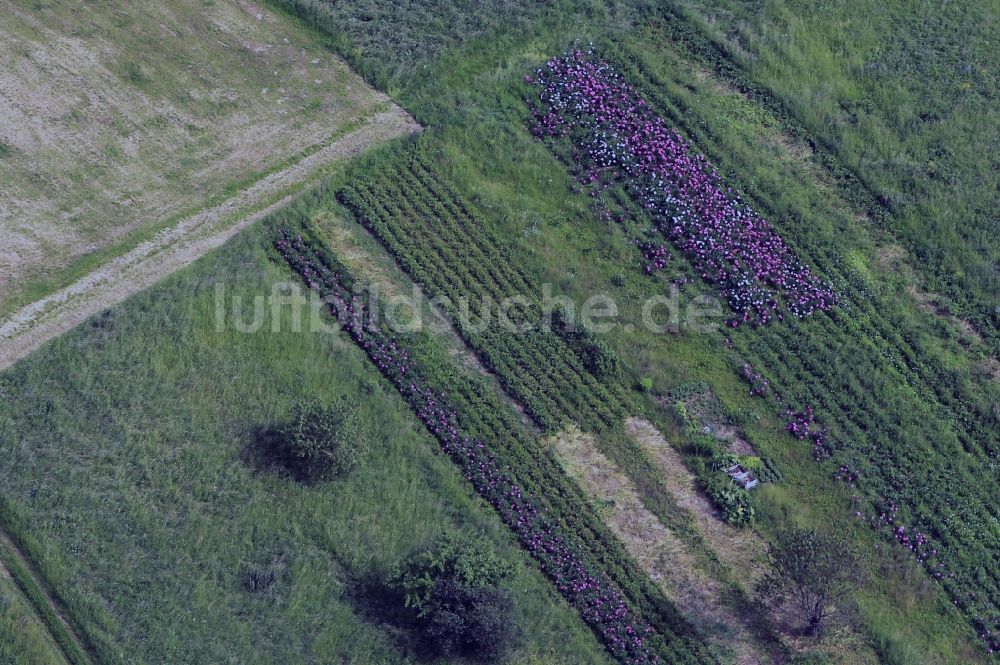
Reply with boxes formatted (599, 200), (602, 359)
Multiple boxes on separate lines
(1, 0), (996, 663)
(0, 223), (614, 664)
(272, 0), (995, 660)
(0, 570), (68, 665)
(666, 0), (1000, 351)
(0, 0), (388, 316)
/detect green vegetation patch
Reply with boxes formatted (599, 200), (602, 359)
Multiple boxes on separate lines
(0, 225), (610, 664)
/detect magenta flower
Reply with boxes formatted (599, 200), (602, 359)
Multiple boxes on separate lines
(529, 49), (838, 325)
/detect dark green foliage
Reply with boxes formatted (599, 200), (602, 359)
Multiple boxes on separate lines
(390, 533), (516, 615)
(268, 398), (363, 482)
(700, 474), (754, 528)
(686, 433), (717, 458)
(551, 308), (621, 380)
(389, 534), (519, 661)
(122, 61), (148, 86)
(757, 528), (864, 636)
(239, 566), (275, 594)
(422, 580), (518, 661)
(265, 0), (996, 649)
(757, 456), (782, 485)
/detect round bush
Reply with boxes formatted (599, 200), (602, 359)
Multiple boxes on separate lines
(389, 534), (519, 662)
(271, 398), (362, 482)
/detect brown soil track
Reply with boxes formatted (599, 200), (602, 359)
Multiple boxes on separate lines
(0, 106), (419, 371)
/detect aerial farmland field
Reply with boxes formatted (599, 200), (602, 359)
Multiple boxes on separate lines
(0, 0), (410, 325)
(1, 1), (997, 664)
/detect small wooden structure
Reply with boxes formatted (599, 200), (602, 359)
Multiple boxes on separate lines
(725, 463), (759, 490)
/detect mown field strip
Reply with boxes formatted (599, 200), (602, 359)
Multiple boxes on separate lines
(624, 419), (770, 589)
(0, 107), (419, 370)
(545, 425), (772, 665)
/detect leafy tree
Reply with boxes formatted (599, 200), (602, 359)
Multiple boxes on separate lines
(757, 528), (865, 636)
(389, 533), (519, 661)
(270, 398), (362, 482)
(421, 578), (517, 659)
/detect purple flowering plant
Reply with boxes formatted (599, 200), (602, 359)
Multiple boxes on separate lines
(529, 48), (837, 327)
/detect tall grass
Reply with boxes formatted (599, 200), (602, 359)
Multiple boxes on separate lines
(0, 225), (612, 664)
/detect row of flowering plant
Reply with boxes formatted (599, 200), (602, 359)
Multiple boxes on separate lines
(637, 239), (671, 274)
(528, 48), (837, 326)
(785, 406), (831, 461)
(529, 45), (1000, 657)
(272, 225), (701, 664)
(740, 364), (769, 398)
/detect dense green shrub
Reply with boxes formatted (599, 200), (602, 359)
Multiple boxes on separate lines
(421, 578), (518, 659)
(389, 534), (519, 661)
(700, 473), (755, 527)
(269, 398), (363, 482)
(390, 533), (514, 615)
(687, 432), (718, 457)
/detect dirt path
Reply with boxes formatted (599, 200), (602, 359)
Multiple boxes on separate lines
(625, 418), (770, 586)
(0, 107), (419, 371)
(0, 531), (89, 664)
(545, 425), (776, 665)
(313, 211), (541, 434)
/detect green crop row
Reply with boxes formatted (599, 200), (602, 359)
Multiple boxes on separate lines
(531, 46), (1000, 654)
(270, 213), (713, 663)
(336, 145), (637, 435)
